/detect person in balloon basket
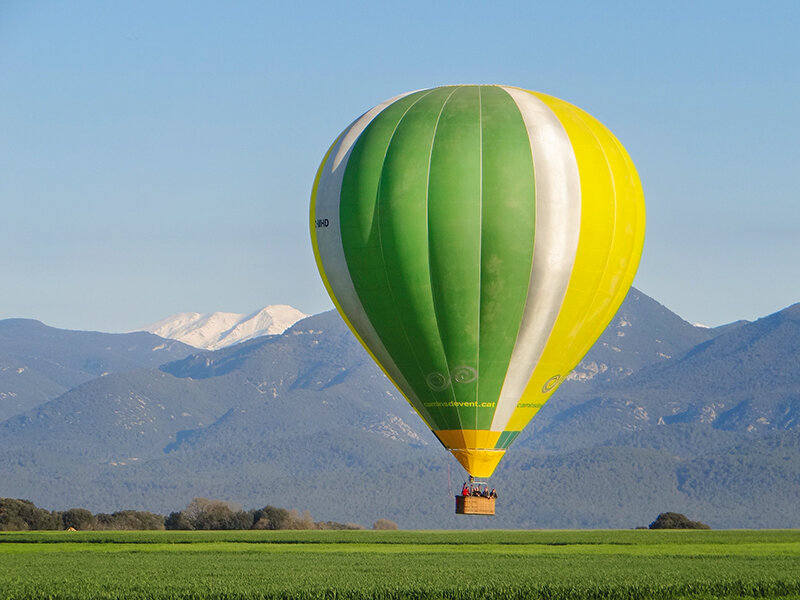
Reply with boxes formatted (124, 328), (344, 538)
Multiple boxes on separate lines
(461, 482), (470, 497)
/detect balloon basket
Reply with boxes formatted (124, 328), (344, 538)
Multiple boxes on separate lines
(455, 495), (495, 515)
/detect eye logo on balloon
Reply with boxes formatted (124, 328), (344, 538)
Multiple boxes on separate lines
(426, 372), (450, 391)
(452, 366), (477, 384)
(426, 366), (478, 391)
(541, 374), (563, 393)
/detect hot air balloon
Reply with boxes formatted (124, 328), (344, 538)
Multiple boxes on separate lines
(310, 85), (645, 513)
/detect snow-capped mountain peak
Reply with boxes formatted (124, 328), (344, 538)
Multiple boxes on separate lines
(140, 305), (307, 350)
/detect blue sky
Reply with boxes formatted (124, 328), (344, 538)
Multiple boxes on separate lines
(1, 1), (798, 331)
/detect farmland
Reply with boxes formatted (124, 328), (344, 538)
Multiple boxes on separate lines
(1, 530), (799, 599)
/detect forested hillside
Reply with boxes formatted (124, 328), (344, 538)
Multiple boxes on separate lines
(0, 319), (195, 421)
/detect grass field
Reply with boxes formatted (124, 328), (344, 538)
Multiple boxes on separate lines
(1, 529), (799, 599)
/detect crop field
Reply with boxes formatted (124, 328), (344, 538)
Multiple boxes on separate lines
(1, 530), (799, 599)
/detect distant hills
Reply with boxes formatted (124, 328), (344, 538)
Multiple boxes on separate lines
(139, 305), (307, 350)
(0, 319), (195, 422)
(536, 301), (800, 452)
(0, 290), (797, 529)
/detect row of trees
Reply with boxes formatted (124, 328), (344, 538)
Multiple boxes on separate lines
(0, 498), (164, 531)
(0, 497), (398, 531)
(165, 498), (399, 530)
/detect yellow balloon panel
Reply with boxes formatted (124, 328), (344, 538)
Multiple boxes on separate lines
(505, 91), (645, 432)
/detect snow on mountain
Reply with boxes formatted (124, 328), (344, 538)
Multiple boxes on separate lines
(140, 305), (307, 350)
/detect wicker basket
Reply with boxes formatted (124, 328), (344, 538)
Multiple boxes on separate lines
(455, 495), (495, 515)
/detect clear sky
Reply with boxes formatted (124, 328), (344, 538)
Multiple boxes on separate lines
(1, 1), (798, 331)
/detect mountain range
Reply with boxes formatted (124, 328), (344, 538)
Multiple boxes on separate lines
(139, 304), (307, 350)
(0, 289), (797, 529)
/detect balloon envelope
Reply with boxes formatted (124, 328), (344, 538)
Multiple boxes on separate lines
(311, 85), (645, 477)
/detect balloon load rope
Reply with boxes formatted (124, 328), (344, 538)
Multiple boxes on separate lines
(447, 461), (453, 499)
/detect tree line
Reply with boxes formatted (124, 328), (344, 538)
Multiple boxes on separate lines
(0, 497), (398, 531)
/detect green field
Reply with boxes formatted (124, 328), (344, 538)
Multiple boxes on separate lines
(1, 530), (799, 599)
